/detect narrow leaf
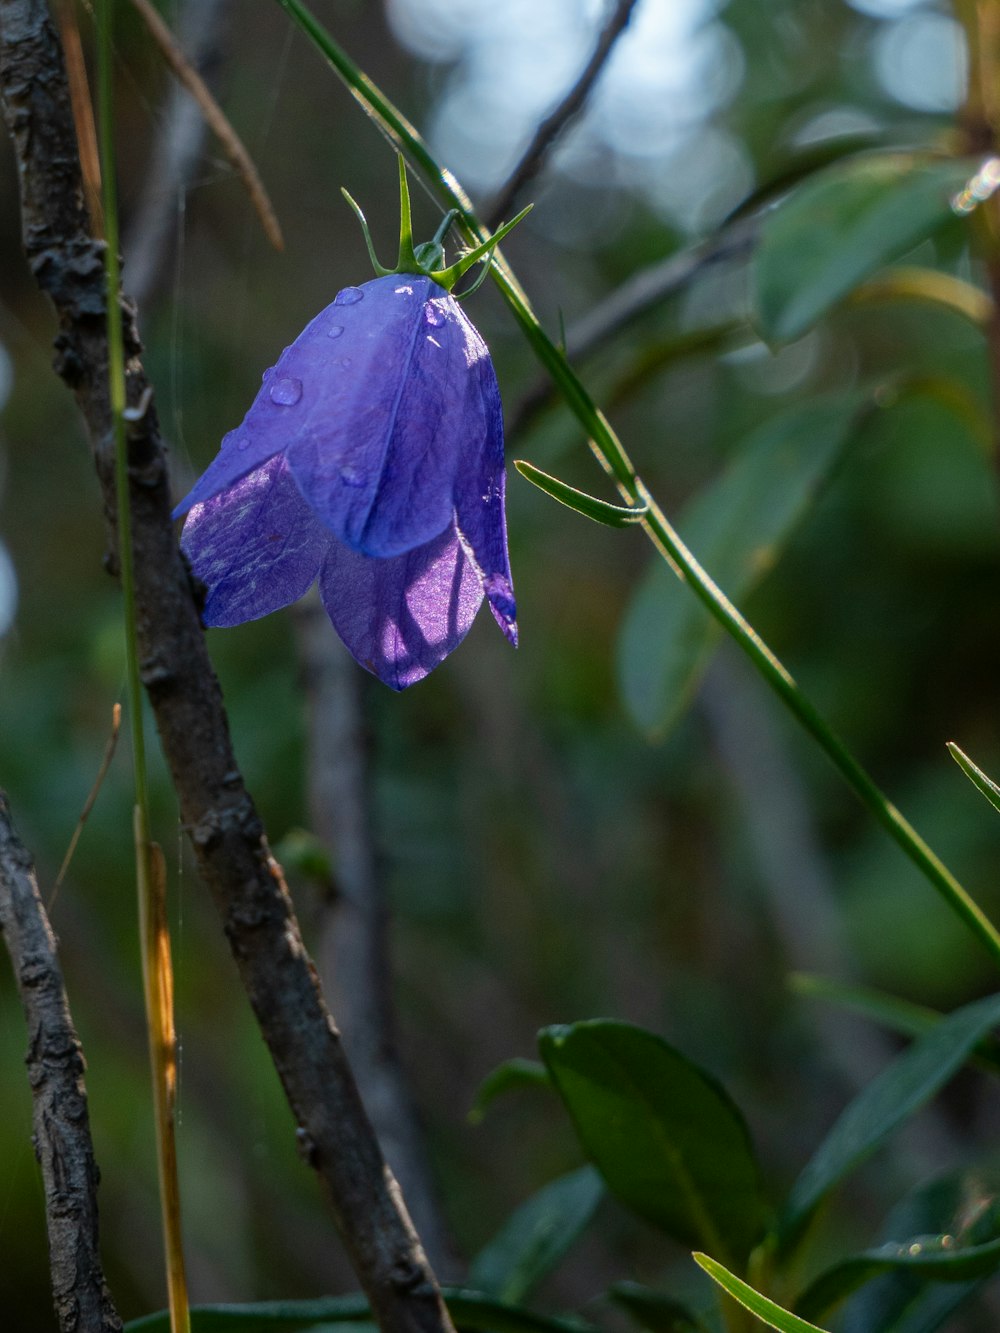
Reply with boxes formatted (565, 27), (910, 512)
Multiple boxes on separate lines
(948, 742), (1000, 816)
(841, 1171), (1000, 1333)
(539, 1021), (766, 1266)
(468, 1167), (604, 1303)
(754, 153), (979, 342)
(790, 974), (1000, 1076)
(796, 1232), (1000, 1324)
(515, 460), (648, 527)
(468, 1058), (552, 1124)
(618, 394), (866, 737)
(779, 992), (1000, 1252)
(693, 1254), (830, 1333)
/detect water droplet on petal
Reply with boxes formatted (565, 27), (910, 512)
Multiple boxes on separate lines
(334, 286), (364, 306)
(237, 438), (251, 451)
(340, 358), (352, 368)
(424, 302), (445, 328)
(327, 324), (345, 338)
(341, 466), (366, 487)
(269, 376), (302, 406)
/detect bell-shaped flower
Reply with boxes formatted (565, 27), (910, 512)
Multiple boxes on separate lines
(173, 161), (528, 690)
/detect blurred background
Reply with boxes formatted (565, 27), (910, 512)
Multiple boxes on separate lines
(2, 0), (1000, 1327)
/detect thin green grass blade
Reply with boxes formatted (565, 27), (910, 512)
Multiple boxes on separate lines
(515, 461), (648, 526)
(948, 743), (1000, 815)
(693, 1255), (830, 1333)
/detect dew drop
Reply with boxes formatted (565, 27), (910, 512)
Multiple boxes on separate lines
(269, 376), (303, 406)
(424, 302), (445, 328)
(341, 466), (366, 487)
(340, 357), (352, 368)
(327, 324), (345, 339)
(334, 286), (364, 306)
(237, 438), (251, 451)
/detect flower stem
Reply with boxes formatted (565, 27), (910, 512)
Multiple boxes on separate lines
(276, 0), (1000, 970)
(97, 3), (190, 1329)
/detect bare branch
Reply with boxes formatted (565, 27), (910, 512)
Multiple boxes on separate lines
(129, 0), (283, 256)
(0, 789), (123, 1333)
(124, 0), (227, 309)
(0, 6), (452, 1331)
(485, 0), (640, 230)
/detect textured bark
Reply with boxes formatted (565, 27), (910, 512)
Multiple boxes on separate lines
(0, 791), (123, 1333)
(0, 6), (454, 1331)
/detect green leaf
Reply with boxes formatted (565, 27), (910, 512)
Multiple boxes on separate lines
(468, 1058), (552, 1124)
(753, 153), (980, 342)
(795, 1231), (1000, 1323)
(125, 1290), (601, 1333)
(608, 1282), (709, 1333)
(514, 460), (648, 527)
(789, 974), (1000, 1077)
(468, 1167), (604, 1302)
(618, 395), (866, 737)
(693, 1254), (830, 1333)
(778, 992), (1000, 1252)
(948, 742), (1000, 816)
(539, 1021), (766, 1266)
(840, 1171), (1000, 1333)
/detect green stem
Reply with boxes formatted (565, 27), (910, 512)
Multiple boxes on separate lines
(97, 4), (190, 1331)
(276, 0), (1000, 969)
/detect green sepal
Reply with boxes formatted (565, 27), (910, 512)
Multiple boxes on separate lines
(343, 154), (531, 292)
(515, 460), (648, 527)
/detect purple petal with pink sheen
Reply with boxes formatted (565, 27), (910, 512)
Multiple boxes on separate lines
(452, 347), (517, 646)
(181, 455), (328, 626)
(318, 525), (484, 690)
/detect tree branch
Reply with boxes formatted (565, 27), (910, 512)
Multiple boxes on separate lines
(0, 789), (123, 1333)
(0, 6), (453, 1331)
(485, 0), (640, 230)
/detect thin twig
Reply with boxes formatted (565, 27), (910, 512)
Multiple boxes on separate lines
(0, 788), (123, 1333)
(295, 594), (456, 1276)
(124, 0), (227, 309)
(52, 699), (121, 904)
(128, 0), (284, 253)
(485, 0), (640, 230)
(0, 7), (452, 1332)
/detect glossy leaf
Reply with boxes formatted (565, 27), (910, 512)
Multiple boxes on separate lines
(693, 1254), (829, 1333)
(618, 395), (865, 736)
(468, 1167), (604, 1302)
(539, 1021), (766, 1265)
(754, 153), (978, 342)
(779, 992), (1000, 1252)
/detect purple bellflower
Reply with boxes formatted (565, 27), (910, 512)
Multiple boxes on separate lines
(173, 161), (530, 690)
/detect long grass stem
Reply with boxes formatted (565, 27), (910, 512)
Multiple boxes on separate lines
(96, 4), (190, 1329)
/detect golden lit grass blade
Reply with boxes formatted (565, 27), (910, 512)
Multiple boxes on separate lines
(128, 0), (284, 252)
(58, 0), (103, 234)
(138, 824), (188, 1333)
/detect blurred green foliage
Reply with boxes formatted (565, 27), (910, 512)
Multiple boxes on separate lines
(4, 1), (1000, 1330)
